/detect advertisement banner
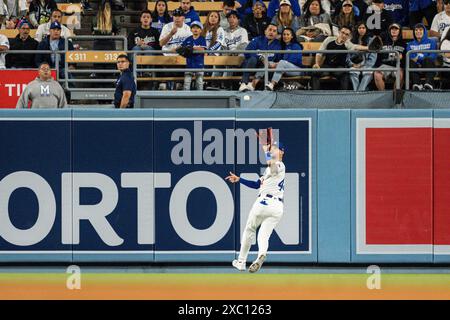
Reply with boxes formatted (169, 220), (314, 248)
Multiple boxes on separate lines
(0, 69), (57, 108)
(0, 109), (315, 263)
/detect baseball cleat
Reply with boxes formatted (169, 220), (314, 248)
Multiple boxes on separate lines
(249, 255), (266, 273)
(232, 259), (246, 271)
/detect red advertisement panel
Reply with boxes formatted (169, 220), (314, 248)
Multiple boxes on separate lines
(434, 128), (450, 245)
(365, 128), (433, 245)
(0, 69), (57, 108)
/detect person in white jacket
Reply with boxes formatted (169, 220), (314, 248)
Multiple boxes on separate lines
(35, 8), (74, 42)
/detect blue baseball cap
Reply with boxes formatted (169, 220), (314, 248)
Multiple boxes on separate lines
(190, 21), (203, 29)
(50, 21), (62, 29)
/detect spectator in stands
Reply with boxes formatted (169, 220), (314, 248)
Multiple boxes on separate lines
(0, 31), (9, 69)
(297, 0), (333, 42)
(178, 20), (206, 90)
(219, 0), (241, 30)
(383, 0), (409, 27)
(128, 10), (161, 53)
(237, 0), (257, 20)
(242, 0), (271, 40)
(29, 0), (58, 28)
(374, 22), (406, 90)
(151, 0), (172, 33)
(347, 22), (377, 91)
(92, 0), (119, 50)
(239, 23), (281, 91)
(220, 10), (249, 89)
(16, 61), (67, 108)
(265, 27), (303, 91)
(35, 9), (74, 42)
(409, 0), (437, 28)
(311, 25), (367, 90)
(225, 10), (249, 52)
(6, 20), (39, 68)
(271, 0), (301, 34)
(114, 54), (136, 108)
(90, 0), (119, 82)
(202, 11), (226, 53)
(159, 8), (192, 89)
(332, 0), (358, 31)
(430, 0), (450, 38)
(363, 0), (393, 37)
(267, 0), (301, 19)
(160, 8), (192, 55)
(0, 0), (28, 29)
(180, 0), (200, 26)
(407, 23), (438, 90)
(439, 26), (450, 88)
(35, 21), (74, 79)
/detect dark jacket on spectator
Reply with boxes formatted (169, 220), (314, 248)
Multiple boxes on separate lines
(242, 13), (271, 40)
(127, 26), (161, 50)
(35, 37), (74, 74)
(6, 34), (39, 68)
(376, 24), (407, 68)
(29, 0), (58, 28)
(409, 0), (434, 12)
(244, 35), (282, 61)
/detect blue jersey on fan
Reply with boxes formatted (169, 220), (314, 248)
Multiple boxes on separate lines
(182, 35), (207, 68)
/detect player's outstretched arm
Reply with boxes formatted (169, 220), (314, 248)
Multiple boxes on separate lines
(225, 172), (240, 183)
(225, 172), (261, 189)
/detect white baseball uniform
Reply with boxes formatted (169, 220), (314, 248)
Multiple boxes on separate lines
(237, 160), (285, 262)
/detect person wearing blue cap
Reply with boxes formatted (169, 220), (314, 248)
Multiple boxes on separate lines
(178, 20), (207, 90)
(242, 0), (271, 40)
(35, 20), (74, 79)
(226, 133), (286, 273)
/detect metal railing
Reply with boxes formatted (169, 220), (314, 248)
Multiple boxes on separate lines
(4, 47), (403, 93)
(130, 49), (402, 91)
(405, 49), (450, 90)
(64, 35), (128, 92)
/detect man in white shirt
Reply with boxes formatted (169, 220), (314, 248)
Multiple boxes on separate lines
(35, 9), (74, 42)
(159, 8), (192, 56)
(430, 0), (450, 38)
(224, 10), (249, 52)
(0, 33), (10, 69)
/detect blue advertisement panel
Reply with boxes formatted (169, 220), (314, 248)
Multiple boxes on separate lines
(71, 110), (154, 262)
(0, 110), (72, 262)
(235, 109), (317, 263)
(153, 109), (236, 262)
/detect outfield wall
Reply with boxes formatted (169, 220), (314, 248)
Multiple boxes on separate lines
(0, 109), (449, 264)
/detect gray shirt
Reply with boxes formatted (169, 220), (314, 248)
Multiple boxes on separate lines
(16, 77), (67, 109)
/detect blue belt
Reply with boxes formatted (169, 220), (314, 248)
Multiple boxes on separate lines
(259, 194), (283, 203)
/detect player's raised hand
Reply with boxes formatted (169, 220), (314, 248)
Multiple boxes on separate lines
(225, 172), (240, 183)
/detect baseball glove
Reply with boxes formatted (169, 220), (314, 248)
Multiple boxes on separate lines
(176, 45), (194, 58)
(368, 35), (383, 51)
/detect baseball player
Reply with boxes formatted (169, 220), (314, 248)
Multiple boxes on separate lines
(225, 140), (286, 273)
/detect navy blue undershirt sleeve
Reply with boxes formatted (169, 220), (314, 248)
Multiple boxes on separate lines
(239, 177), (261, 189)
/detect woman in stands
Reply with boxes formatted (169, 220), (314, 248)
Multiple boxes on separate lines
(332, 0), (358, 31)
(202, 11), (226, 89)
(271, 0), (301, 35)
(297, 0), (333, 42)
(265, 27), (304, 91)
(440, 27), (450, 89)
(91, 0), (119, 87)
(202, 11), (226, 54)
(151, 0), (172, 33)
(347, 22), (377, 91)
(29, 0), (58, 28)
